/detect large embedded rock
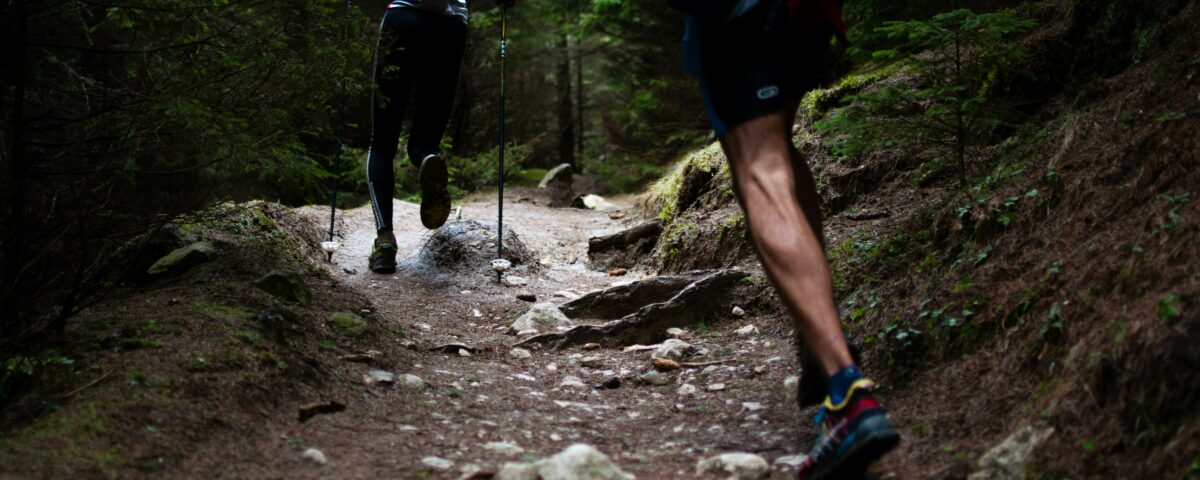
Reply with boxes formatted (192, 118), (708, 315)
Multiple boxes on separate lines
(408, 220), (536, 276)
(147, 241), (217, 276)
(968, 426), (1055, 480)
(586, 221), (663, 271)
(328, 312), (367, 337)
(253, 270), (311, 305)
(510, 303), (572, 333)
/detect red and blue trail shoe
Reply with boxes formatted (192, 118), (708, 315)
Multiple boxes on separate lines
(797, 379), (900, 479)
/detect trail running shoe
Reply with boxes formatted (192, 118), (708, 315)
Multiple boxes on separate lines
(369, 232), (397, 274)
(797, 379), (900, 480)
(419, 154), (451, 229)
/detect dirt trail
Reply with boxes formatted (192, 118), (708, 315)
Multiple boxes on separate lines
(274, 189), (847, 479)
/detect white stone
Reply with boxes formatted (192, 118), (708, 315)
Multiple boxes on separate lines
(415, 323), (432, 331)
(651, 339), (695, 362)
(666, 327), (686, 338)
(696, 452), (771, 479)
(773, 454), (808, 469)
(458, 348), (471, 357)
(399, 373), (430, 390)
(484, 441), (526, 456)
(677, 384), (698, 396)
(639, 370), (672, 386)
(969, 426), (1055, 480)
(579, 356), (604, 368)
(553, 290), (580, 300)
(732, 306), (746, 317)
(496, 444), (633, 480)
(736, 325), (758, 336)
(560, 376), (587, 388)
(302, 448), (327, 465)
(742, 402), (765, 411)
(510, 303), (572, 333)
(782, 376), (799, 404)
(503, 275), (527, 287)
(473, 309), (483, 318)
(510, 348), (533, 359)
(364, 370), (395, 386)
(422, 456), (454, 471)
(514, 373), (537, 382)
(707, 383), (727, 392)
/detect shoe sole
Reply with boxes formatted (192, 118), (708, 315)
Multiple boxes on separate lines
(370, 259), (396, 274)
(810, 415), (901, 480)
(420, 155), (451, 230)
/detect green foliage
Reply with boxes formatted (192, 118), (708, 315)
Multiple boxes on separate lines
(815, 9), (1036, 183)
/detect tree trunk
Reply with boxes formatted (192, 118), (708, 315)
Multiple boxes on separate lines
(556, 33), (576, 169)
(2, 0), (30, 337)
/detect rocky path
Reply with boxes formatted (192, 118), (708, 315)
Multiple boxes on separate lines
(285, 189), (840, 479)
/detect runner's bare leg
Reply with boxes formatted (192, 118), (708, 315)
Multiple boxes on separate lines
(719, 109), (852, 376)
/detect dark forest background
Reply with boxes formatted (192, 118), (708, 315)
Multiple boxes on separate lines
(0, 0), (1186, 347)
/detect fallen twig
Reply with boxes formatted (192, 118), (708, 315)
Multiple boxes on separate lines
(62, 370), (114, 399)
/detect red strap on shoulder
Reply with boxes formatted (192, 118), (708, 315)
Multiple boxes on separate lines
(787, 0), (848, 43)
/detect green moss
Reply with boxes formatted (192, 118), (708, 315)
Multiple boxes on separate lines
(328, 312), (367, 337)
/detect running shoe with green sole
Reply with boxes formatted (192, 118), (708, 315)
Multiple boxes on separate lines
(369, 232), (397, 274)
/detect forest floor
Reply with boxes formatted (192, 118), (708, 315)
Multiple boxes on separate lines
(276, 189), (847, 479)
(2, 187), (911, 479)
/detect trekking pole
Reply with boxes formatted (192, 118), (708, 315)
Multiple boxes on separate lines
(322, 0), (354, 263)
(495, 4), (509, 282)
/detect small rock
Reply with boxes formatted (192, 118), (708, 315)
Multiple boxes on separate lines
(783, 376), (800, 404)
(732, 306), (746, 317)
(254, 269), (312, 305)
(339, 350), (383, 363)
(514, 373), (537, 382)
(458, 348), (472, 357)
(503, 275), (528, 287)
(969, 426), (1055, 480)
(423, 456), (454, 471)
(553, 290), (580, 300)
(752, 366), (767, 374)
(328, 312), (367, 337)
(608, 268), (628, 277)
(496, 444), (633, 480)
(517, 293), (537, 302)
(677, 384), (698, 396)
(472, 309), (483, 317)
(560, 376), (587, 389)
(484, 441), (526, 456)
(596, 377), (621, 389)
(579, 356), (604, 368)
(364, 370), (395, 386)
(735, 325), (758, 336)
(509, 348), (533, 359)
(666, 327), (686, 338)
(302, 448), (328, 465)
(651, 339), (696, 362)
(582, 343), (601, 351)
(510, 303), (572, 333)
(773, 454), (808, 469)
(147, 242), (217, 276)
(399, 374), (430, 390)
(707, 383), (727, 392)
(639, 370), (672, 386)
(608, 211), (625, 220)
(742, 402), (765, 411)
(697, 453), (770, 479)
(571, 194), (619, 211)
